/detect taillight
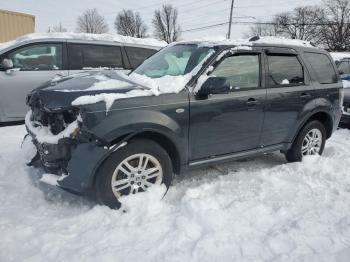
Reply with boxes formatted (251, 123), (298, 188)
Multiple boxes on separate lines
(339, 87), (344, 107)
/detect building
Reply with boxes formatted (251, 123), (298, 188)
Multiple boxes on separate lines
(0, 9), (35, 43)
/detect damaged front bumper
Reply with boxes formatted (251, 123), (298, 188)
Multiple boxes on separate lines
(25, 110), (113, 195)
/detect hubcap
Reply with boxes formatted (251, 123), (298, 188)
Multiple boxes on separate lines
(301, 128), (322, 156)
(111, 153), (163, 198)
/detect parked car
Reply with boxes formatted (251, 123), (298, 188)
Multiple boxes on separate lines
(340, 86), (350, 128)
(335, 58), (350, 127)
(337, 58), (350, 81)
(26, 37), (343, 208)
(0, 33), (166, 123)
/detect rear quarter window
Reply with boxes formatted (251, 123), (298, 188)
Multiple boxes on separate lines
(304, 52), (337, 84)
(125, 46), (157, 69)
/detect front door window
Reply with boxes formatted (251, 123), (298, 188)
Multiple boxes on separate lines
(8, 43), (63, 71)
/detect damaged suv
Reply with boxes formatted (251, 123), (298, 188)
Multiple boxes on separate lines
(26, 37), (343, 208)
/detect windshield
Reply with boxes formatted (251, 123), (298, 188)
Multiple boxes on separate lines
(133, 44), (213, 78)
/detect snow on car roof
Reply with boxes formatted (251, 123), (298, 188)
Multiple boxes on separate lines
(330, 52), (350, 62)
(0, 32), (167, 52)
(174, 36), (315, 48)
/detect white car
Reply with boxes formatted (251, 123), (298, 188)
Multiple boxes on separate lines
(0, 33), (166, 123)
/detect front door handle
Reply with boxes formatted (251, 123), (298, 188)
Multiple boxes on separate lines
(300, 93), (312, 99)
(246, 98), (260, 106)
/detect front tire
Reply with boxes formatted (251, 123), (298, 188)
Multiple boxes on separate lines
(95, 139), (173, 209)
(285, 120), (326, 162)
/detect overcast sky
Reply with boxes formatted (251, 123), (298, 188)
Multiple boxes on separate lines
(1, 0), (323, 40)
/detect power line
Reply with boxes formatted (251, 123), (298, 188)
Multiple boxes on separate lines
(181, 21), (350, 33)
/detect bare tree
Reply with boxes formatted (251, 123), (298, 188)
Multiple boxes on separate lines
(318, 0), (350, 51)
(274, 6), (324, 44)
(114, 9), (147, 38)
(152, 4), (181, 43)
(76, 8), (109, 34)
(47, 22), (67, 33)
(245, 21), (279, 38)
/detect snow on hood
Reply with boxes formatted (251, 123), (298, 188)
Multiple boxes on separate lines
(0, 32), (167, 53)
(71, 73), (193, 111)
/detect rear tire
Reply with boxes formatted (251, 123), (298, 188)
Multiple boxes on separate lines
(285, 120), (326, 162)
(95, 139), (173, 209)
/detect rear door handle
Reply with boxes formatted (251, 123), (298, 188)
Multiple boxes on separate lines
(300, 93), (312, 99)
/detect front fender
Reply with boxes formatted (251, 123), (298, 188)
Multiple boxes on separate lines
(61, 106), (189, 193)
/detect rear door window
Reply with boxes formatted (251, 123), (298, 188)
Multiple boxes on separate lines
(8, 43), (63, 71)
(267, 55), (304, 87)
(125, 46), (157, 68)
(304, 52), (337, 84)
(68, 44), (123, 70)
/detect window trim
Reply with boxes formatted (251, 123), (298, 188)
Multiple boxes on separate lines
(2, 41), (67, 71)
(209, 52), (263, 92)
(266, 53), (305, 88)
(67, 43), (125, 70)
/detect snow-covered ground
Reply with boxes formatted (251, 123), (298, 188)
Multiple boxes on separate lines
(1, 125), (350, 262)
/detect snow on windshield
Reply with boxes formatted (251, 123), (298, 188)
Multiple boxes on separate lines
(71, 49), (216, 111)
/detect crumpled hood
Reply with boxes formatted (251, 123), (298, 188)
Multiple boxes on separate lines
(27, 71), (144, 111)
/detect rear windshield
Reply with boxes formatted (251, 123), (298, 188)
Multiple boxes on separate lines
(304, 52), (337, 84)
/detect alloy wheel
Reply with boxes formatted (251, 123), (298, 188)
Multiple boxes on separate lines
(111, 153), (163, 198)
(301, 128), (322, 156)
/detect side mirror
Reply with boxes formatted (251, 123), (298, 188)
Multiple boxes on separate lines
(198, 77), (231, 95)
(338, 69), (344, 75)
(1, 58), (13, 70)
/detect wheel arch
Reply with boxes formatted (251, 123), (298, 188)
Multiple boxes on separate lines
(293, 110), (333, 144)
(91, 129), (183, 189)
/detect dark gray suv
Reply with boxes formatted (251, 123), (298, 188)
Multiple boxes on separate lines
(26, 38), (343, 208)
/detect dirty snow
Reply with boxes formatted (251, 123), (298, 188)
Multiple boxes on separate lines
(25, 110), (81, 144)
(1, 125), (350, 261)
(0, 32), (166, 53)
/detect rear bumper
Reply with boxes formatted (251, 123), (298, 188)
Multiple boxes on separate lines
(332, 106), (343, 132)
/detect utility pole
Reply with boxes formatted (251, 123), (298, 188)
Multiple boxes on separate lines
(227, 0), (235, 39)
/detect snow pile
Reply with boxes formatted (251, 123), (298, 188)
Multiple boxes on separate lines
(330, 52), (350, 62)
(0, 32), (167, 53)
(1, 126), (350, 261)
(25, 110), (81, 144)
